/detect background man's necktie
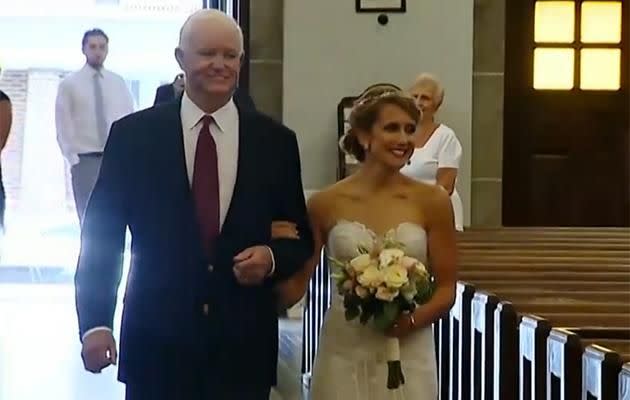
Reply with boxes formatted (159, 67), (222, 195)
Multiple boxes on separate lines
(192, 115), (220, 256)
(93, 72), (108, 146)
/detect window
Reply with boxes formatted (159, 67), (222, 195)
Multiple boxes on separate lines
(533, 0), (623, 91)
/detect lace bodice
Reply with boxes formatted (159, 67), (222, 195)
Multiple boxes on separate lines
(326, 220), (428, 264)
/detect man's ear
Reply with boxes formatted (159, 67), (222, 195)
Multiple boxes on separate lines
(174, 47), (184, 70)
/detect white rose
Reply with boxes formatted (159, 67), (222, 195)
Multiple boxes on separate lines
(349, 254), (373, 273)
(415, 261), (428, 275)
(375, 286), (399, 302)
(357, 266), (384, 288)
(412, 262), (429, 278)
(379, 249), (405, 268)
(383, 264), (408, 289)
(355, 285), (369, 299)
(401, 256), (418, 270)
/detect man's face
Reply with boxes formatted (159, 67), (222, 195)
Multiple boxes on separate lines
(83, 35), (109, 69)
(176, 22), (241, 99)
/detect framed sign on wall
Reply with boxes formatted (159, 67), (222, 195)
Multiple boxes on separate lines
(355, 0), (406, 13)
(337, 96), (359, 180)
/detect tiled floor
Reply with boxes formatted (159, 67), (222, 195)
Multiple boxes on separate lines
(0, 283), (307, 400)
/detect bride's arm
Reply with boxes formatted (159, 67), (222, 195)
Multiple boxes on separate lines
(414, 187), (457, 326)
(274, 195), (327, 308)
(389, 186), (457, 336)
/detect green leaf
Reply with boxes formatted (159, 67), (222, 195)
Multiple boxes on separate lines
(373, 301), (400, 331)
(359, 298), (377, 324)
(345, 305), (360, 321)
(327, 257), (346, 269)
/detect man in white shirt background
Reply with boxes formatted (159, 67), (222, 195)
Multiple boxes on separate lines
(55, 28), (135, 223)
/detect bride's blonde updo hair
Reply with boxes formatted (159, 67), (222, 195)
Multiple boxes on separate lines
(340, 83), (420, 162)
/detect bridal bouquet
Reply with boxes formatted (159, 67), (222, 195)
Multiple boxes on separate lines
(329, 237), (434, 390)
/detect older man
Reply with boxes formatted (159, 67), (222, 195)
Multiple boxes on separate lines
(75, 9), (312, 400)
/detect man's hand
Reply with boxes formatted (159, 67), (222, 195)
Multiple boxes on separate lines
(81, 330), (117, 373)
(271, 220), (299, 240)
(233, 246), (273, 286)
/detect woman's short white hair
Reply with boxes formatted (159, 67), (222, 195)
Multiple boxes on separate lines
(411, 73), (445, 107)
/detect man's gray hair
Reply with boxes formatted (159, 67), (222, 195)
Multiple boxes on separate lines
(178, 9), (244, 55)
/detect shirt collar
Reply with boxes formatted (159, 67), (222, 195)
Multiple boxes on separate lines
(181, 91), (237, 134)
(83, 64), (105, 77)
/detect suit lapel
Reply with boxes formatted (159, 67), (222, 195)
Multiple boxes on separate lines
(221, 110), (260, 235)
(159, 100), (192, 199)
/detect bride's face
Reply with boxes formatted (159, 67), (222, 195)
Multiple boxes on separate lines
(363, 103), (416, 170)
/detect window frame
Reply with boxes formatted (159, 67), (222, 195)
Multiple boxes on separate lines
(532, 0), (626, 92)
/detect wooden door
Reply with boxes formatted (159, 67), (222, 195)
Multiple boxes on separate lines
(503, 0), (629, 226)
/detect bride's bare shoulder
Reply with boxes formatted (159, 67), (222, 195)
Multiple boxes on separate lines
(404, 177), (450, 208)
(307, 181), (345, 215)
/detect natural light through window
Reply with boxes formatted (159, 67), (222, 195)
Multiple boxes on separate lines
(535, 1), (575, 43)
(580, 48), (621, 90)
(581, 1), (622, 44)
(534, 48), (575, 89)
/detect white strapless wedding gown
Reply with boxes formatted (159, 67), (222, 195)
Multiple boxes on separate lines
(310, 221), (437, 400)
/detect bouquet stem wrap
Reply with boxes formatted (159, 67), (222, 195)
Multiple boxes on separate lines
(385, 337), (405, 389)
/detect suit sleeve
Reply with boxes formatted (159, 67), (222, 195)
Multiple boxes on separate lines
(74, 120), (129, 340)
(268, 129), (314, 282)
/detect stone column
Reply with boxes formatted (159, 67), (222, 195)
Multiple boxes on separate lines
(471, 0), (505, 226)
(249, 0), (284, 121)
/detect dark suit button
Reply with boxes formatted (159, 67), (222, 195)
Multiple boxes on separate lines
(202, 304), (209, 316)
(207, 264), (214, 273)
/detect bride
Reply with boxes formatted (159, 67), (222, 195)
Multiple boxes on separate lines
(276, 85), (457, 399)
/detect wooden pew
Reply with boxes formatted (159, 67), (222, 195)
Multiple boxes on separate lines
(547, 328), (582, 400)
(470, 291), (499, 400)
(451, 227), (630, 400)
(582, 344), (626, 400)
(449, 282), (475, 400)
(519, 315), (552, 400)
(493, 301), (519, 400)
(547, 328), (630, 400)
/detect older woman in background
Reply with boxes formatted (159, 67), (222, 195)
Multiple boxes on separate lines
(401, 73), (464, 231)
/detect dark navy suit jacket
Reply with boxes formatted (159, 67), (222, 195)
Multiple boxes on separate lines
(75, 99), (312, 387)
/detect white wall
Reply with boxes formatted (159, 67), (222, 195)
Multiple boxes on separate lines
(283, 0), (473, 226)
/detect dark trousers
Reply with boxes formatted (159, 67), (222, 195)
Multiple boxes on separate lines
(125, 381), (270, 400)
(123, 329), (271, 400)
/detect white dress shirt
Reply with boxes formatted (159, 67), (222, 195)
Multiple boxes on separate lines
(55, 64), (135, 166)
(181, 92), (238, 227)
(82, 93), (275, 341)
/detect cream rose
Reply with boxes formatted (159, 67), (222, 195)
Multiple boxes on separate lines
(349, 253), (373, 273)
(357, 266), (384, 288)
(383, 264), (408, 289)
(401, 256), (418, 270)
(379, 249), (405, 268)
(412, 262), (429, 278)
(375, 286), (399, 302)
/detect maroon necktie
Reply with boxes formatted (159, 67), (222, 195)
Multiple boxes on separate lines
(192, 115), (220, 256)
